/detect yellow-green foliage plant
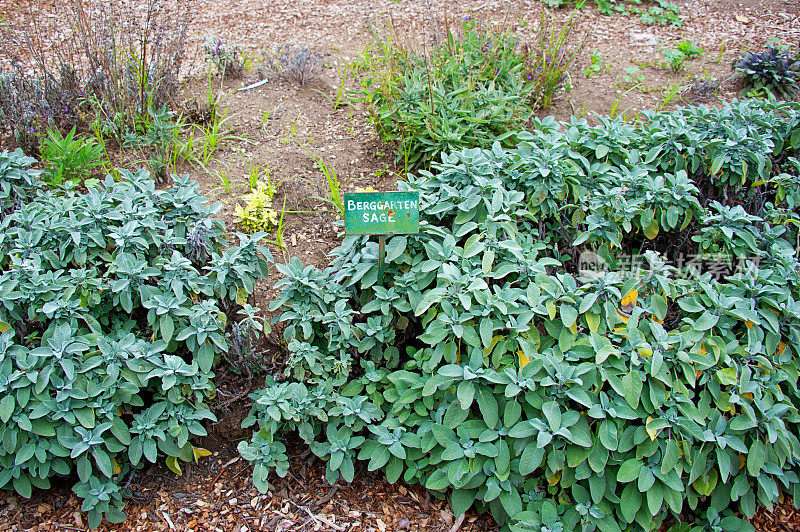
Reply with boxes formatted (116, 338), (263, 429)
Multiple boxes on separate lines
(236, 182), (279, 234)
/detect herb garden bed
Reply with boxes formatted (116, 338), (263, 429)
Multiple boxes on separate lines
(0, 0), (799, 531)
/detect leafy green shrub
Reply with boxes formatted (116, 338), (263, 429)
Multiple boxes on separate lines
(121, 107), (191, 181)
(676, 40), (704, 59)
(40, 127), (104, 186)
(662, 49), (688, 74)
(356, 16), (578, 170)
(0, 164), (272, 528)
(735, 46), (800, 99)
(584, 51), (607, 79)
(0, 149), (42, 215)
(538, 0), (682, 27)
(766, 156), (800, 211)
(240, 98), (800, 531)
(637, 0), (682, 26)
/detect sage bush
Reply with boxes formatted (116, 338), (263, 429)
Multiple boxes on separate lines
(0, 150), (271, 528)
(241, 97), (800, 531)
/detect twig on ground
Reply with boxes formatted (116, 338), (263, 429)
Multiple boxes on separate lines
(265, 513), (281, 529)
(237, 79), (270, 92)
(311, 484), (339, 510)
(288, 498), (346, 531)
(216, 377), (254, 408)
(123, 469), (137, 489)
(209, 456), (241, 486)
(449, 513), (466, 532)
(162, 511), (176, 530)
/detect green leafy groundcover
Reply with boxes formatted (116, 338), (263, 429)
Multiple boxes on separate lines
(0, 151), (271, 529)
(240, 97), (800, 532)
(357, 17), (537, 171)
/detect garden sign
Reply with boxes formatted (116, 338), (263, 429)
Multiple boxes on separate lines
(344, 191), (419, 282)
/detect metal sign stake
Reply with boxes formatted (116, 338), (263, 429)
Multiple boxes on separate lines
(378, 234), (386, 284)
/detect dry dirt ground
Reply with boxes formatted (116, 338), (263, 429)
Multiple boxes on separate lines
(0, 0), (799, 530)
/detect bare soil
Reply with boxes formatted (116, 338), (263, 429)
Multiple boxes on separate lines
(0, 0), (799, 530)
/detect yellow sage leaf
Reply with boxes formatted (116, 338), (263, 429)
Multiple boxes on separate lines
(165, 456), (182, 476)
(643, 219), (659, 240)
(547, 471), (562, 486)
(621, 289), (638, 307)
(518, 350), (530, 369)
(546, 300), (557, 320)
(645, 416), (659, 441)
(193, 446), (212, 462)
(586, 312), (600, 333)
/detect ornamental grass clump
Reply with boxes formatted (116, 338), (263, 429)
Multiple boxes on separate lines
(521, 12), (583, 109)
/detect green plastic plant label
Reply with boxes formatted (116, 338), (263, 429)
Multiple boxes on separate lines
(344, 191), (419, 235)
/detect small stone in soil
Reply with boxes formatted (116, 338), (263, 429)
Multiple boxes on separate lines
(630, 32), (657, 46)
